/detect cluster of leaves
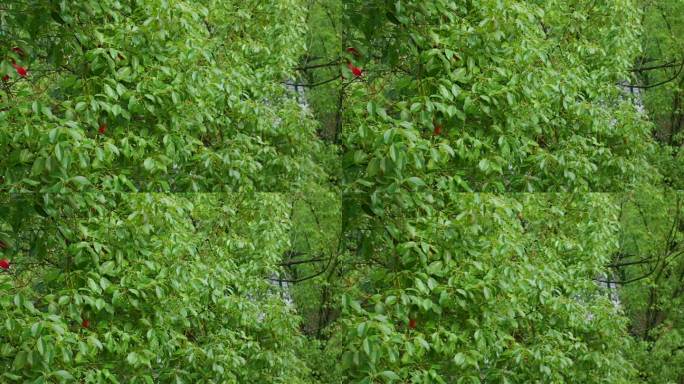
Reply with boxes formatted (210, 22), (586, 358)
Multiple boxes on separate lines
(292, 0), (664, 383)
(635, 0), (684, 188)
(616, 2), (684, 382)
(0, 0), (325, 192)
(0, 193), (315, 383)
(2, 0), (681, 383)
(282, 184), (342, 338)
(0, 1), (334, 382)
(337, 0), (656, 193)
(611, 189), (684, 383)
(316, 193), (636, 383)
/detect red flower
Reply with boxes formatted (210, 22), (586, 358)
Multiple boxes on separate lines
(0, 258), (10, 270)
(433, 124), (443, 136)
(11, 63), (27, 78)
(408, 318), (417, 329)
(2, 75), (8, 82)
(346, 47), (360, 57)
(81, 319), (90, 329)
(347, 62), (362, 77)
(98, 123), (107, 135)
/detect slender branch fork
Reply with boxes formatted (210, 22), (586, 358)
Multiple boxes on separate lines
(623, 59), (684, 89)
(284, 75), (341, 88)
(294, 60), (341, 71)
(631, 60), (682, 72)
(601, 196), (684, 285)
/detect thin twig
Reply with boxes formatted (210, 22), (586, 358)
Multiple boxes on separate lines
(284, 75), (341, 88)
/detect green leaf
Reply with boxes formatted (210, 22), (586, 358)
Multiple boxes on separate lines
(379, 370), (400, 380)
(406, 177), (425, 188)
(127, 352), (138, 365)
(36, 337), (46, 355)
(53, 370), (74, 380)
(453, 353), (466, 366)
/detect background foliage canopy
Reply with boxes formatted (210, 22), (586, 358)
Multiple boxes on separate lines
(1, 0), (683, 383)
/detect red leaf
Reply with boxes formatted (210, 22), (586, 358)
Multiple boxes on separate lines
(81, 319), (90, 329)
(98, 123), (107, 135)
(347, 62), (363, 77)
(433, 124), (443, 136)
(0, 258), (10, 270)
(11, 63), (27, 77)
(408, 318), (417, 329)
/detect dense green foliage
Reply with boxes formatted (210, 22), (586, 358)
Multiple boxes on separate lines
(1, 0), (683, 383)
(336, 0), (654, 192)
(615, 189), (684, 383)
(0, 0), (325, 192)
(325, 194), (637, 383)
(636, 0), (684, 189)
(0, 194), (314, 383)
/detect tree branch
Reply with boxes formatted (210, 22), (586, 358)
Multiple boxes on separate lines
(269, 267), (329, 283)
(279, 256), (328, 267)
(625, 60), (684, 89)
(295, 60), (340, 71)
(631, 60), (682, 72)
(284, 75), (340, 88)
(607, 256), (659, 268)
